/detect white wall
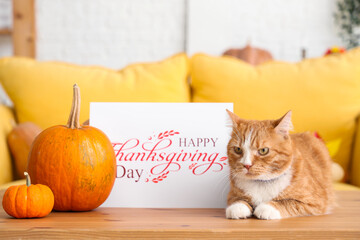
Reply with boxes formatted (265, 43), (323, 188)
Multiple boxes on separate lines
(187, 0), (341, 62)
(0, 0), (12, 57)
(0, 0), (342, 66)
(36, 0), (186, 69)
(0, 0), (12, 106)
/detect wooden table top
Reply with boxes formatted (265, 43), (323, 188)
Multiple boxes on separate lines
(0, 190), (359, 239)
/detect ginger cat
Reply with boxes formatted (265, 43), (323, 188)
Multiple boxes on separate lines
(226, 110), (334, 220)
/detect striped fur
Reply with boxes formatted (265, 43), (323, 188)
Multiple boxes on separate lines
(225, 110), (334, 220)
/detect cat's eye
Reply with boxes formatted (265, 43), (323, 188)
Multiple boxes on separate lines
(234, 147), (243, 154)
(258, 147), (269, 156)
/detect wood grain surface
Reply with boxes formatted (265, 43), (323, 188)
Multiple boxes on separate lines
(0, 190), (359, 239)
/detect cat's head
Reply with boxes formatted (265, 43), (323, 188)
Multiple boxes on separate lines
(227, 110), (293, 181)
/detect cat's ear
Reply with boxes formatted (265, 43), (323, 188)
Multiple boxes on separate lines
(273, 110), (293, 136)
(226, 109), (246, 126)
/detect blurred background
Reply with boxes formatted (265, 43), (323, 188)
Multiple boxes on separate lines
(1, 0), (360, 187)
(1, 0), (359, 69)
(0, 0), (359, 106)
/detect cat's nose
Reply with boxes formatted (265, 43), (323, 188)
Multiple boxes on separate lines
(244, 164), (252, 170)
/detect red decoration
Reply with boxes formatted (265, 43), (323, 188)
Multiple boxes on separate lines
(324, 46), (346, 56)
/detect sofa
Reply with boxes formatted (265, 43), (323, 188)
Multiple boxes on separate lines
(1, 49), (360, 190)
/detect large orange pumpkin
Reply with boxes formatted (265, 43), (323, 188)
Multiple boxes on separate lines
(27, 84), (116, 211)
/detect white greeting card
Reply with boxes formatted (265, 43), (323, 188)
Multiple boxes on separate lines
(90, 103), (233, 208)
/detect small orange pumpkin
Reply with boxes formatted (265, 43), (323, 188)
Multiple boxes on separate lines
(27, 84), (116, 211)
(7, 122), (42, 179)
(2, 172), (54, 218)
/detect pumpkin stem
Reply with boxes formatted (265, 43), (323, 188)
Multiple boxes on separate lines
(67, 84), (81, 129)
(24, 172), (31, 186)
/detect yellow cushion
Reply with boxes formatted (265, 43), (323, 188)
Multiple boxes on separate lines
(0, 54), (190, 129)
(0, 104), (15, 185)
(191, 48), (360, 173)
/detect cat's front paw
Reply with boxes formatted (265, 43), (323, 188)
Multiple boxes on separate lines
(226, 202), (252, 219)
(254, 203), (282, 220)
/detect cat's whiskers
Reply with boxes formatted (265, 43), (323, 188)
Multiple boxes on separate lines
(230, 170), (246, 183)
(229, 169), (238, 180)
(232, 129), (242, 142)
(233, 128), (242, 142)
(226, 123), (242, 142)
(217, 171), (231, 197)
(219, 170), (230, 183)
(271, 166), (282, 171)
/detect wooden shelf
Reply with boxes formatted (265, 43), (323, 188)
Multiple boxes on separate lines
(0, 190), (360, 239)
(0, 28), (12, 35)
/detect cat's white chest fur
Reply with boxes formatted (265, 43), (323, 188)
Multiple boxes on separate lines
(235, 169), (292, 207)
